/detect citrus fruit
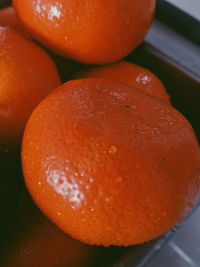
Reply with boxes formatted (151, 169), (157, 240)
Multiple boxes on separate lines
(0, 27), (60, 146)
(0, 6), (24, 35)
(13, 0), (155, 64)
(2, 203), (100, 267)
(75, 61), (170, 103)
(22, 78), (200, 246)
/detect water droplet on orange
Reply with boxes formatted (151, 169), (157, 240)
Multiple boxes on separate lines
(109, 146), (118, 154)
(115, 177), (123, 183)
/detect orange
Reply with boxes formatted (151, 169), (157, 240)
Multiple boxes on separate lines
(75, 61), (170, 103)
(2, 203), (101, 267)
(0, 6), (24, 35)
(13, 0), (155, 64)
(0, 27), (60, 146)
(22, 78), (200, 246)
(0, 7), (80, 83)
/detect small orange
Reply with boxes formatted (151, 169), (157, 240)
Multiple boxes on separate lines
(0, 27), (60, 146)
(0, 6), (24, 35)
(75, 61), (170, 103)
(13, 0), (155, 64)
(22, 78), (200, 246)
(2, 204), (100, 267)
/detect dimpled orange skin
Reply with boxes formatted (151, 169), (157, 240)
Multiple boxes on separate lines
(75, 61), (170, 104)
(22, 78), (200, 246)
(0, 7), (24, 34)
(13, 0), (155, 64)
(0, 27), (60, 145)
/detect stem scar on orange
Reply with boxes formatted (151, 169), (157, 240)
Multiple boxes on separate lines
(22, 78), (200, 246)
